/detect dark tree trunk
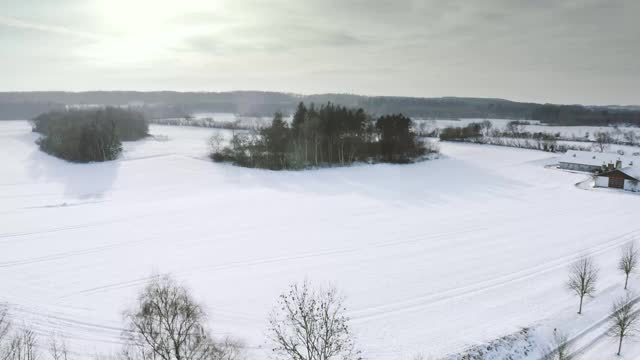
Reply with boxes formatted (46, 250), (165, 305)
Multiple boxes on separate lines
(618, 335), (623, 356)
(578, 295), (584, 314)
(625, 273), (629, 290)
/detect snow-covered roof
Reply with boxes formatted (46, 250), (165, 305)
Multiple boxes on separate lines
(620, 167), (640, 180)
(559, 150), (636, 167)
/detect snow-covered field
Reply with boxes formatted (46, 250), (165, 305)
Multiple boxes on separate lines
(1, 121), (640, 359)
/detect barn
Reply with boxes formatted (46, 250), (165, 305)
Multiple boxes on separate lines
(595, 167), (640, 192)
(559, 150), (635, 173)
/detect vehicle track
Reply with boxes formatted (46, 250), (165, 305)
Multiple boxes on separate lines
(30, 228), (637, 352)
(58, 225), (486, 299)
(350, 229), (640, 322)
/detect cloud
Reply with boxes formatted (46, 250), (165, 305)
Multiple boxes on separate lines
(0, 15), (104, 41)
(185, 24), (367, 56)
(0, 0), (638, 104)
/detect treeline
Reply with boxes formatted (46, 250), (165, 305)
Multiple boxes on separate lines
(3, 91), (640, 127)
(532, 104), (640, 126)
(211, 102), (435, 169)
(32, 107), (148, 162)
(439, 121), (591, 153)
(149, 117), (266, 130)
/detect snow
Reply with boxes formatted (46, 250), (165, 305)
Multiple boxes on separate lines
(1, 120), (640, 359)
(619, 166), (640, 180)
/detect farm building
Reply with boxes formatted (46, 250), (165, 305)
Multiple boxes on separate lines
(558, 150), (635, 172)
(595, 167), (640, 192)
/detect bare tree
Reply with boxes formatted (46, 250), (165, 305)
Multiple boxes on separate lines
(5, 328), (38, 360)
(619, 243), (638, 290)
(268, 280), (360, 360)
(624, 130), (638, 145)
(593, 131), (613, 153)
(214, 339), (244, 360)
(208, 133), (225, 154)
(479, 120), (493, 137)
(506, 121), (526, 136)
(0, 305), (12, 360)
(542, 330), (573, 360)
(0, 306), (10, 344)
(123, 275), (242, 360)
(608, 294), (640, 356)
(48, 334), (70, 360)
(567, 257), (598, 314)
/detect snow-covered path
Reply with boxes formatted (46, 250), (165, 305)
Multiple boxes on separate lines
(1, 121), (639, 359)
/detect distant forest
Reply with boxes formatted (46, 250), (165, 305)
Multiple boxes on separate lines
(2, 91), (640, 126)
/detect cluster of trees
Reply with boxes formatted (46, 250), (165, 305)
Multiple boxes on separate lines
(211, 103), (434, 170)
(562, 243), (640, 357)
(0, 276), (359, 360)
(32, 107), (148, 162)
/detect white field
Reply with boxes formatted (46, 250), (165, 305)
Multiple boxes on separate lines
(1, 121), (640, 359)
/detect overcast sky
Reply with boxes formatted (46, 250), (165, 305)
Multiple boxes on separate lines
(1, 0), (638, 105)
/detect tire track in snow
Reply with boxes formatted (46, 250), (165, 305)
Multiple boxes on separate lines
(349, 229), (640, 322)
(0, 241), (146, 268)
(58, 225), (485, 299)
(0, 206), (191, 243)
(0, 219), (132, 241)
(45, 227), (635, 345)
(10, 222), (637, 350)
(1, 303), (130, 348)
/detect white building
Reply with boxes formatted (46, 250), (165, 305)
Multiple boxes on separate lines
(558, 150), (635, 173)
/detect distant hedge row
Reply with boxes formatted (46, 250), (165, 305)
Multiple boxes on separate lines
(32, 107), (148, 162)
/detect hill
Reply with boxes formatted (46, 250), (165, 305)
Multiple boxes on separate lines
(1, 91), (639, 126)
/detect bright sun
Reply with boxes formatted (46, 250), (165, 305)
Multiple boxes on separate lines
(84, 0), (221, 66)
